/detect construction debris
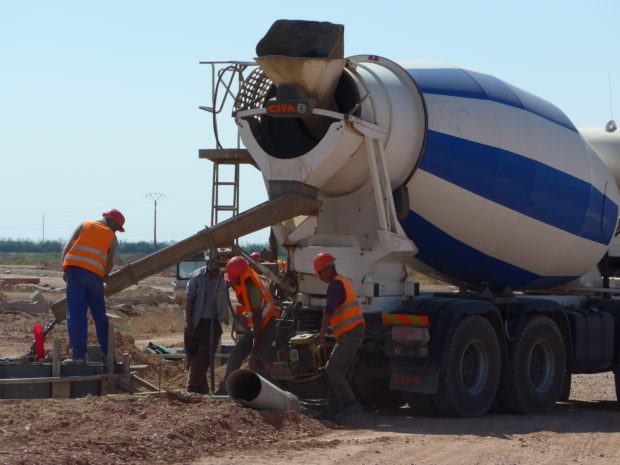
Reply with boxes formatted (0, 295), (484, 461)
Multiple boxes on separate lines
(0, 290), (50, 314)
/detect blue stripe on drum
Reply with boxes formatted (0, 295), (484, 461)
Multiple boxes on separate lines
(406, 67), (576, 131)
(400, 209), (578, 291)
(418, 130), (618, 245)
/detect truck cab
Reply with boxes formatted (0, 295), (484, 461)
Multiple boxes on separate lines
(172, 254), (205, 305)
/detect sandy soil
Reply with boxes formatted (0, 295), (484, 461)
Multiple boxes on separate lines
(1, 265), (620, 465)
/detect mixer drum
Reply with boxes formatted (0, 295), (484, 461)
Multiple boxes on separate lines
(398, 63), (619, 290)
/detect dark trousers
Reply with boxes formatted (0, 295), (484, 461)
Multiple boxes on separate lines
(185, 319), (223, 393)
(219, 319), (277, 392)
(325, 324), (365, 413)
(66, 266), (108, 359)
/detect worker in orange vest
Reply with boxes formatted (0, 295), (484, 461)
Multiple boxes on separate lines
(314, 252), (366, 421)
(216, 256), (278, 393)
(61, 209), (125, 363)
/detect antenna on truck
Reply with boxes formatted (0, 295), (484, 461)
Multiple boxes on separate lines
(607, 73), (617, 133)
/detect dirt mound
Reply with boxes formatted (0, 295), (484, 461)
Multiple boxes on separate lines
(115, 331), (188, 390)
(115, 285), (169, 298)
(0, 395), (325, 465)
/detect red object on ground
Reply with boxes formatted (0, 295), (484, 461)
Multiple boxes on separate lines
(33, 324), (45, 360)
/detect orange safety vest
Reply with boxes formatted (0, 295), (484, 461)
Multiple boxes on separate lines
(329, 275), (366, 340)
(232, 267), (276, 328)
(62, 221), (115, 277)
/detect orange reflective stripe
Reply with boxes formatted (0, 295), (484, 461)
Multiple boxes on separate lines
(329, 275), (365, 340)
(381, 314), (430, 326)
(62, 221), (114, 277)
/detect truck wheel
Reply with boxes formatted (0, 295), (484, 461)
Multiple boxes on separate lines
(353, 375), (407, 409)
(497, 315), (565, 414)
(558, 372), (572, 401)
(405, 392), (438, 416)
(432, 315), (501, 417)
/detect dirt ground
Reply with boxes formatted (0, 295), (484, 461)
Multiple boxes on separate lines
(1, 265), (620, 465)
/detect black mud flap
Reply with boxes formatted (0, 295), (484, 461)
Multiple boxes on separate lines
(389, 356), (439, 394)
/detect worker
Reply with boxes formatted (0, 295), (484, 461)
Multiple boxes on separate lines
(314, 252), (366, 421)
(250, 251), (262, 262)
(216, 256), (277, 394)
(61, 209), (125, 363)
(184, 251), (228, 394)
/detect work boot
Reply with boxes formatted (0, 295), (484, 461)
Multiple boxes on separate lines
(334, 400), (363, 421)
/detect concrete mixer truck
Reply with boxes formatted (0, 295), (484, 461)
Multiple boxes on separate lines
(45, 19), (617, 414)
(195, 19), (620, 417)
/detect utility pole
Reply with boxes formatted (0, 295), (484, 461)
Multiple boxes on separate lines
(146, 193), (165, 249)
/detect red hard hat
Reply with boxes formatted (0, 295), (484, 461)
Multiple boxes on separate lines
(250, 252), (261, 261)
(102, 208), (125, 232)
(224, 256), (249, 282)
(313, 252), (336, 274)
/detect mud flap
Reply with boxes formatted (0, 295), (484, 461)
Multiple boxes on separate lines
(389, 356), (439, 394)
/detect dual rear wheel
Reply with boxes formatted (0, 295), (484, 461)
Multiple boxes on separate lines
(410, 314), (565, 417)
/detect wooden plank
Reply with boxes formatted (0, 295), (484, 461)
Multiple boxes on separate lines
(131, 374), (159, 392)
(52, 380), (71, 399)
(0, 277), (40, 284)
(129, 365), (148, 370)
(106, 322), (115, 374)
(0, 374), (121, 385)
(52, 339), (61, 377)
(148, 353), (230, 361)
(149, 353), (186, 360)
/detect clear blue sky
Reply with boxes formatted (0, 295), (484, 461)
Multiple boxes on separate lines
(2, 1), (618, 245)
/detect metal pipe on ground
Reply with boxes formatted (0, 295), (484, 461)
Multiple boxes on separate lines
(50, 194), (320, 322)
(225, 368), (300, 412)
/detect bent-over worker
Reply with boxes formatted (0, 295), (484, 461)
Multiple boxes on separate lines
(184, 251), (228, 393)
(61, 209), (125, 363)
(314, 252), (366, 421)
(217, 256), (277, 394)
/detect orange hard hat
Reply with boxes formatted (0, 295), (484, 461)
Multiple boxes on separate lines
(224, 256), (249, 281)
(102, 208), (125, 232)
(250, 252), (261, 261)
(313, 252), (336, 274)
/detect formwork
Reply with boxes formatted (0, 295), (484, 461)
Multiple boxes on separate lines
(0, 323), (143, 399)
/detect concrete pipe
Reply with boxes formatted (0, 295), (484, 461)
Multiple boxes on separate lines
(225, 368), (300, 412)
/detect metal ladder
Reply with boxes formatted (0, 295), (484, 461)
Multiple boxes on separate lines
(198, 61), (270, 238)
(210, 156), (240, 227)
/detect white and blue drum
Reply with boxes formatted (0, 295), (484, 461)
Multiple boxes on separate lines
(398, 63), (619, 290)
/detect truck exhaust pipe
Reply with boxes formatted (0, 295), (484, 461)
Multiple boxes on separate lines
(225, 368), (301, 412)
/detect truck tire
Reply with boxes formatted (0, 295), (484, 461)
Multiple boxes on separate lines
(558, 372), (572, 402)
(405, 392), (438, 416)
(353, 375), (407, 409)
(497, 315), (565, 414)
(432, 315), (501, 417)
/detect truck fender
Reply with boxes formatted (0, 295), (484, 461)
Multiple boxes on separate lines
(433, 299), (507, 371)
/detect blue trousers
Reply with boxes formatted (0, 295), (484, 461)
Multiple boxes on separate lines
(66, 266), (108, 359)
